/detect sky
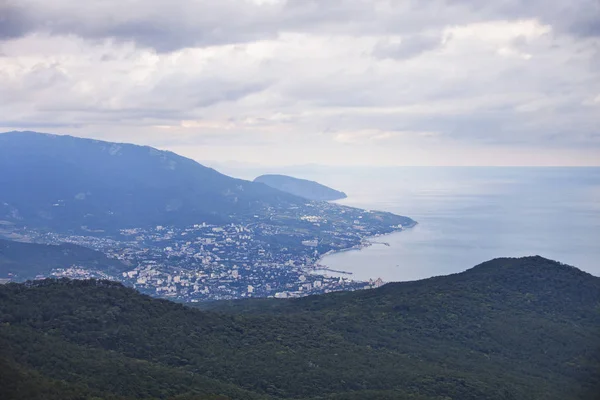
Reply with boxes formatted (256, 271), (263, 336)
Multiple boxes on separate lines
(1, 0), (599, 166)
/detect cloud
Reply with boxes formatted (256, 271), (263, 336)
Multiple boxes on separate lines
(0, 0), (599, 166)
(373, 34), (442, 60)
(0, 3), (32, 40)
(4, 0), (595, 52)
(334, 130), (398, 144)
(334, 129), (439, 144)
(0, 0), (284, 51)
(446, 0), (600, 38)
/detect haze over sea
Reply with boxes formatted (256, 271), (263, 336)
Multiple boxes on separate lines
(223, 166), (600, 282)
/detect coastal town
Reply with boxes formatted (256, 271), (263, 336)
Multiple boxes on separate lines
(1, 201), (412, 301)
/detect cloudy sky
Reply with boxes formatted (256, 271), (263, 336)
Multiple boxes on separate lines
(1, 0), (599, 166)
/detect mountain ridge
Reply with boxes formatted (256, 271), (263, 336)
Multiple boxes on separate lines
(0, 131), (412, 238)
(0, 131), (310, 233)
(198, 255), (600, 314)
(254, 174), (348, 201)
(1, 256), (598, 400)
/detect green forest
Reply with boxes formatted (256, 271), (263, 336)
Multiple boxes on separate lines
(1, 256), (599, 400)
(0, 239), (126, 280)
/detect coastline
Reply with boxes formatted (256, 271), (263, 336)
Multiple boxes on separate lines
(309, 221), (417, 281)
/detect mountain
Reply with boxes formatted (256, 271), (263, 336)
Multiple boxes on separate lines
(1, 256), (598, 400)
(0, 239), (127, 281)
(254, 174), (347, 201)
(0, 131), (415, 301)
(0, 132), (412, 239)
(0, 131), (303, 234)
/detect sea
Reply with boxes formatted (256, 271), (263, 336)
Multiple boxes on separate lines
(316, 167), (600, 282)
(217, 165), (600, 283)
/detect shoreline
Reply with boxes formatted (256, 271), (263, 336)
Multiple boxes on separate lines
(309, 222), (417, 281)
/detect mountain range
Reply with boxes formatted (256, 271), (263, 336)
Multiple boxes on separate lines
(0, 131), (412, 237)
(0, 131), (303, 233)
(2, 131), (597, 400)
(1, 256), (598, 400)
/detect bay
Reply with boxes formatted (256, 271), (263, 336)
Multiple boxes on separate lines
(307, 167), (600, 282)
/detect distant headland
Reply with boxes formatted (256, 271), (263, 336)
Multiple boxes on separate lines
(254, 174), (348, 201)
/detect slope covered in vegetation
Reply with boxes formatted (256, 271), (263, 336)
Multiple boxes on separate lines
(0, 238), (127, 280)
(0, 257), (598, 399)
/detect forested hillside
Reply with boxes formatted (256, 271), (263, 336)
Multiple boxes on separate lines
(0, 239), (127, 280)
(1, 256), (599, 400)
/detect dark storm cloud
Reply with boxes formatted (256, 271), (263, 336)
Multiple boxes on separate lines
(3, 0), (594, 52)
(567, 14), (600, 38)
(0, 3), (33, 39)
(538, 2), (600, 39)
(0, 0), (285, 51)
